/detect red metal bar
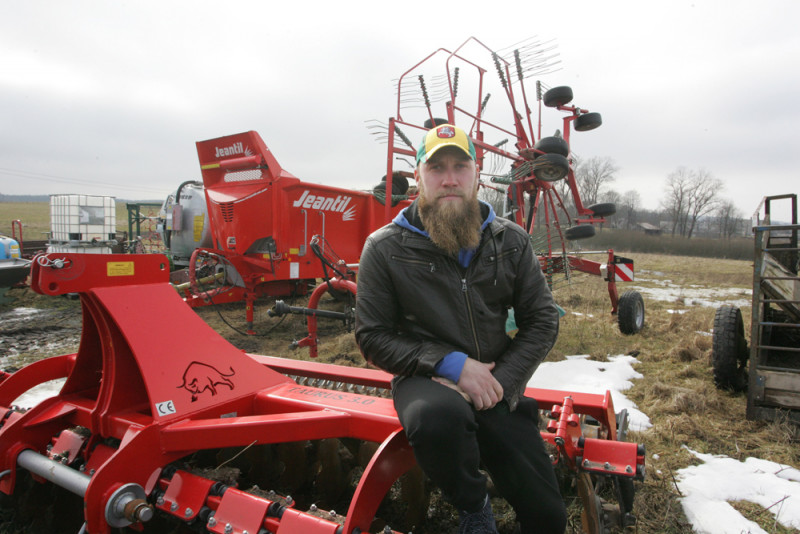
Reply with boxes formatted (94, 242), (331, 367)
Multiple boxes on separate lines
(386, 117), (396, 224)
(344, 428), (417, 533)
(290, 277), (357, 358)
(253, 354), (394, 389)
(10, 219), (22, 245)
(606, 248), (620, 313)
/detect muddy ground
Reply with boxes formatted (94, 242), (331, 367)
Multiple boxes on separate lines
(0, 290), (83, 368)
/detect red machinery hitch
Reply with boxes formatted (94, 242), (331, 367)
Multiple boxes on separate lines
(0, 253), (644, 533)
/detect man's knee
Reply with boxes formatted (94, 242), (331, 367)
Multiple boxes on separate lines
(401, 395), (475, 443)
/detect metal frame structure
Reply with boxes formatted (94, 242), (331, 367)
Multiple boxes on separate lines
(747, 194), (800, 423)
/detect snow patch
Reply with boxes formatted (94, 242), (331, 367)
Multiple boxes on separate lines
(677, 447), (800, 533)
(527, 354), (652, 431)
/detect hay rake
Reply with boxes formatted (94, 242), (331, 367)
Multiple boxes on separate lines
(369, 36), (645, 334)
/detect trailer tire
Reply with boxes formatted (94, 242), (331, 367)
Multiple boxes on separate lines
(565, 224), (596, 240)
(587, 202), (616, 217)
(575, 112), (603, 132)
(543, 86), (573, 107)
(423, 117), (450, 128)
(712, 305), (749, 392)
(373, 173), (409, 206)
(533, 153), (569, 181)
(618, 290), (645, 335)
(533, 136), (569, 157)
(381, 172), (410, 195)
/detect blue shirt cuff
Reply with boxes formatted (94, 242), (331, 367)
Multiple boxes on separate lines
(434, 351), (468, 383)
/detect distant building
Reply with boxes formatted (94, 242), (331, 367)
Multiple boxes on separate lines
(637, 222), (662, 236)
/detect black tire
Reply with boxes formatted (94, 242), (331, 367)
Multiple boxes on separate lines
(381, 173), (410, 195)
(564, 224), (596, 240)
(574, 112), (602, 132)
(587, 202), (616, 217)
(533, 153), (569, 181)
(618, 290), (645, 335)
(372, 183), (402, 206)
(543, 86), (573, 107)
(423, 117), (449, 128)
(533, 136), (569, 157)
(712, 306), (749, 391)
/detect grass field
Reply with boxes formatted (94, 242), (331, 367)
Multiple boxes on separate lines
(0, 201), (145, 239)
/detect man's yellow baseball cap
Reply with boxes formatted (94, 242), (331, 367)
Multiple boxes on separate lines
(416, 124), (476, 165)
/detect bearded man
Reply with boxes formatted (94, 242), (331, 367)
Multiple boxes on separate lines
(355, 124), (566, 534)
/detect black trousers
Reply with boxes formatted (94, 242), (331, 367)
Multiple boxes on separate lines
(393, 376), (567, 534)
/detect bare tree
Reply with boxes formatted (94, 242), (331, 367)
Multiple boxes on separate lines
(574, 156), (619, 206)
(599, 188), (622, 205)
(661, 167), (723, 238)
(686, 169), (722, 238)
(662, 167), (692, 236)
(714, 199), (744, 239)
(620, 190), (641, 230)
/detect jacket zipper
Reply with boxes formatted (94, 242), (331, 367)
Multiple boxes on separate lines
(461, 276), (482, 362)
(392, 256), (436, 272)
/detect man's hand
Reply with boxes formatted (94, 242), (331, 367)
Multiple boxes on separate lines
(432, 377), (472, 403)
(454, 359), (504, 410)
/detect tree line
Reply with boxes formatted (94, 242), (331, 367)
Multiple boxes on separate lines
(479, 157), (747, 239)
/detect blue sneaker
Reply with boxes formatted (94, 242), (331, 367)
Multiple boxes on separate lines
(458, 495), (498, 534)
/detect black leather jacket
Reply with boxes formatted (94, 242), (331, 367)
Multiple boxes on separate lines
(355, 201), (559, 410)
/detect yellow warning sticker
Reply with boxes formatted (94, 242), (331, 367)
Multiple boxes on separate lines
(107, 262), (135, 277)
(193, 215), (204, 242)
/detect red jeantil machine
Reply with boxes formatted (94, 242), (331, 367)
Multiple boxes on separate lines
(0, 253), (644, 533)
(185, 131), (409, 333)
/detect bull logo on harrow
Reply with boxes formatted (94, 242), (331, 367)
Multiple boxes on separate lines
(178, 362), (236, 402)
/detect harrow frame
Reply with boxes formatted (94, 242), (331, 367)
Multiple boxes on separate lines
(0, 253), (643, 533)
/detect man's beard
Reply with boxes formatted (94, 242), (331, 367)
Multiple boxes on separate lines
(418, 188), (483, 256)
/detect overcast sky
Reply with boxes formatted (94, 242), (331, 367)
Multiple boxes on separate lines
(1, 0), (798, 219)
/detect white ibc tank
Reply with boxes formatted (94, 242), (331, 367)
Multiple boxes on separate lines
(159, 181), (212, 267)
(48, 194), (116, 253)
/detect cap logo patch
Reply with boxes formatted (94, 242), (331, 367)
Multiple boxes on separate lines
(437, 126), (456, 139)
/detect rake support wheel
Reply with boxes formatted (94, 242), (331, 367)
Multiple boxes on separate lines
(565, 224), (596, 241)
(575, 112), (603, 132)
(618, 290), (645, 335)
(587, 202), (616, 218)
(533, 153), (569, 181)
(533, 135), (570, 157)
(543, 86), (574, 108)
